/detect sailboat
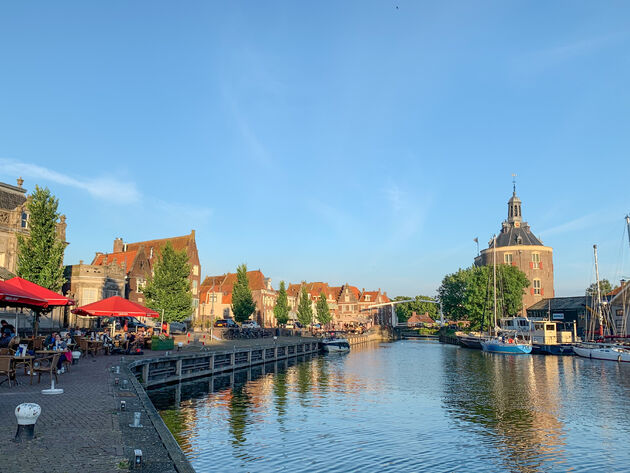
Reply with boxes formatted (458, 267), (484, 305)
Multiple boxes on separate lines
(481, 235), (532, 355)
(574, 217), (630, 362)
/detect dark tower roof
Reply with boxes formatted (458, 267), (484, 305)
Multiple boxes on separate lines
(494, 184), (543, 248)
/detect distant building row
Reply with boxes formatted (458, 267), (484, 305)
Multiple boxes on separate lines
(199, 271), (393, 328)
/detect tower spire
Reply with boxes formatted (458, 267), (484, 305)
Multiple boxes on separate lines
(512, 173), (517, 195)
(507, 175), (522, 224)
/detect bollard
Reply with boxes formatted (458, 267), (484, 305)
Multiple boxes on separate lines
(134, 449), (143, 469)
(129, 411), (143, 428)
(121, 379), (129, 391)
(178, 342), (184, 351)
(14, 403), (41, 442)
(114, 378), (120, 385)
(115, 365), (120, 374)
(120, 400), (126, 411)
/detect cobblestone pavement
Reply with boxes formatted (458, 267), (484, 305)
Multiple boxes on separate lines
(0, 336), (317, 472)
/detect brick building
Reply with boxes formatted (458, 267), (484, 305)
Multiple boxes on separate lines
(474, 185), (554, 313)
(105, 231), (201, 321)
(199, 270), (276, 327)
(91, 247), (151, 305)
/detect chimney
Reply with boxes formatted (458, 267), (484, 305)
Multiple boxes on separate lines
(113, 238), (124, 253)
(191, 229), (196, 239)
(79, 260), (84, 265)
(17, 177), (24, 188)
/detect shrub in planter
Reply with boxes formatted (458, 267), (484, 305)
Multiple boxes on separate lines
(151, 335), (174, 351)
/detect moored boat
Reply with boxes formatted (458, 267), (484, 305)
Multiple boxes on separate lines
(481, 335), (532, 354)
(322, 337), (350, 353)
(573, 342), (630, 362)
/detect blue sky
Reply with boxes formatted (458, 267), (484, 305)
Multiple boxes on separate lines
(1, 1), (629, 297)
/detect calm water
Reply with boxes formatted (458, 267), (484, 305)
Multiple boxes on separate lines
(149, 341), (630, 472)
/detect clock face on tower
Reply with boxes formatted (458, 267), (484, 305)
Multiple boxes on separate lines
(514, 221), (521, 228)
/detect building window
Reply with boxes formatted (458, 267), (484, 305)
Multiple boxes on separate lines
(21, 212), (29, 229)
(345, 294), (349, 302)
(192, 280), (198, 295)
(533, 279), (541, 295)
(193, 265), (199, 276)
(532, 253), (540, 264)
(365, 295), (371, 301)
(82, 288), (97, 305)
(504, 253), (513, 264)
(138, 297), (143, 303)
(137, 278), (146, 290)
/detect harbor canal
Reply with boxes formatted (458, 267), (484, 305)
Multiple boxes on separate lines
(148, 341), (630, 472)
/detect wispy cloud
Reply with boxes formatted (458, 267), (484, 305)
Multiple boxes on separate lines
(308, 199), (356, 237)
(0, 158), (141, 204)
(513, 32), (627, 75)
(154, 200), (213, 224)
(383, 181), (432, 244)
(539, 211), (614, 237)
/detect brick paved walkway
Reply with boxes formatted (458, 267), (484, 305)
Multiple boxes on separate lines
(0, 336), (316, 472)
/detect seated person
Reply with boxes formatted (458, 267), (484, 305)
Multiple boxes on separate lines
(0, 331), (14, 348)
(1, 319), (15, 337)
(44, 332), (59, 349)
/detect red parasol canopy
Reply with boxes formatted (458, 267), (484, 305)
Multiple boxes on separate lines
(4, 277), (75, 306)
(0, 280), (49, 308)
(71, 296), (159, 318)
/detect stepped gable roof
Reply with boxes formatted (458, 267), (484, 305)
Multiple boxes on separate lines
(0, 181), (27, 211)
(125, 233), (195, 261)
(92, 250), (138, 271)
(526, 296), (588, 311)
(347, 285), (360, 299)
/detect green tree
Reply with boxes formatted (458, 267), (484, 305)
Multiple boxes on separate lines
(438, 265), (529, 330)
(394, 295), (439, 323)
(17, 186), (66, 291)
(586, 279), (615, 298)
(274, 280), (290, 325)
(142, 241), (192, 322)
(316, 292), (332, 326)
(297, 286), (313, 327)
(231, 263), (256, 323)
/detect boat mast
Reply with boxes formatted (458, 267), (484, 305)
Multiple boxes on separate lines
(493, 234), (497, 335)
(626, 215), (630, 249)
(593, 244), (604, 338)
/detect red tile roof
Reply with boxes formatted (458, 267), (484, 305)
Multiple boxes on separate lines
(92, 251), (138, 272)
(407, 312), (435, 325)
(125, 232), (196, 262)
(202, 270), (268, 295)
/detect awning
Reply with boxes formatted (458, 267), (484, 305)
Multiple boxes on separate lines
(0, 280), (49, 308)
(72, 296), (159, 318)
(4, 277), (75, 306)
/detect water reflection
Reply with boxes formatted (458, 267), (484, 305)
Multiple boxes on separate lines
(149, 343), (630, 473)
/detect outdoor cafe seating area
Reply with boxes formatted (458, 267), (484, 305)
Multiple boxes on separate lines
(0, 279), (160, 389)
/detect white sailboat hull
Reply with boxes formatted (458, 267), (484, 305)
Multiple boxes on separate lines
(573, 344), (630, 362)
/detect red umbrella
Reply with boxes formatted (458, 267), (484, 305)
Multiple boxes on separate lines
(4, 277), (74, 306)
(0, 280), (48, 308)
(72, 296), (159, 318)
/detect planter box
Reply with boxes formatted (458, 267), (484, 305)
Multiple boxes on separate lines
(151, 337), (174, 351)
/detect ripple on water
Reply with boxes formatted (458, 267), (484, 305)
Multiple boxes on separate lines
(149, 343), (630, 472)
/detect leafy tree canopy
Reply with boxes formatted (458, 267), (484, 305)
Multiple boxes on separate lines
(17, 186), (66, 292)
(586, 279), (617, 298)
(142, 241), (192, 322)
(297, 286), (313, 327)
(316, 292), (332, 326)
(274, 280), (290, 325)
(231, 263), (256, 323)
(438, 265), (529, 330)
(394, 295), (439, 323)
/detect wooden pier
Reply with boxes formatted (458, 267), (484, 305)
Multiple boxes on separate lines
(128, 339), (320, 387)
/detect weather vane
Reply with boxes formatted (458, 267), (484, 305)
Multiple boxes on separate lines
(512, 173), (517, 193)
